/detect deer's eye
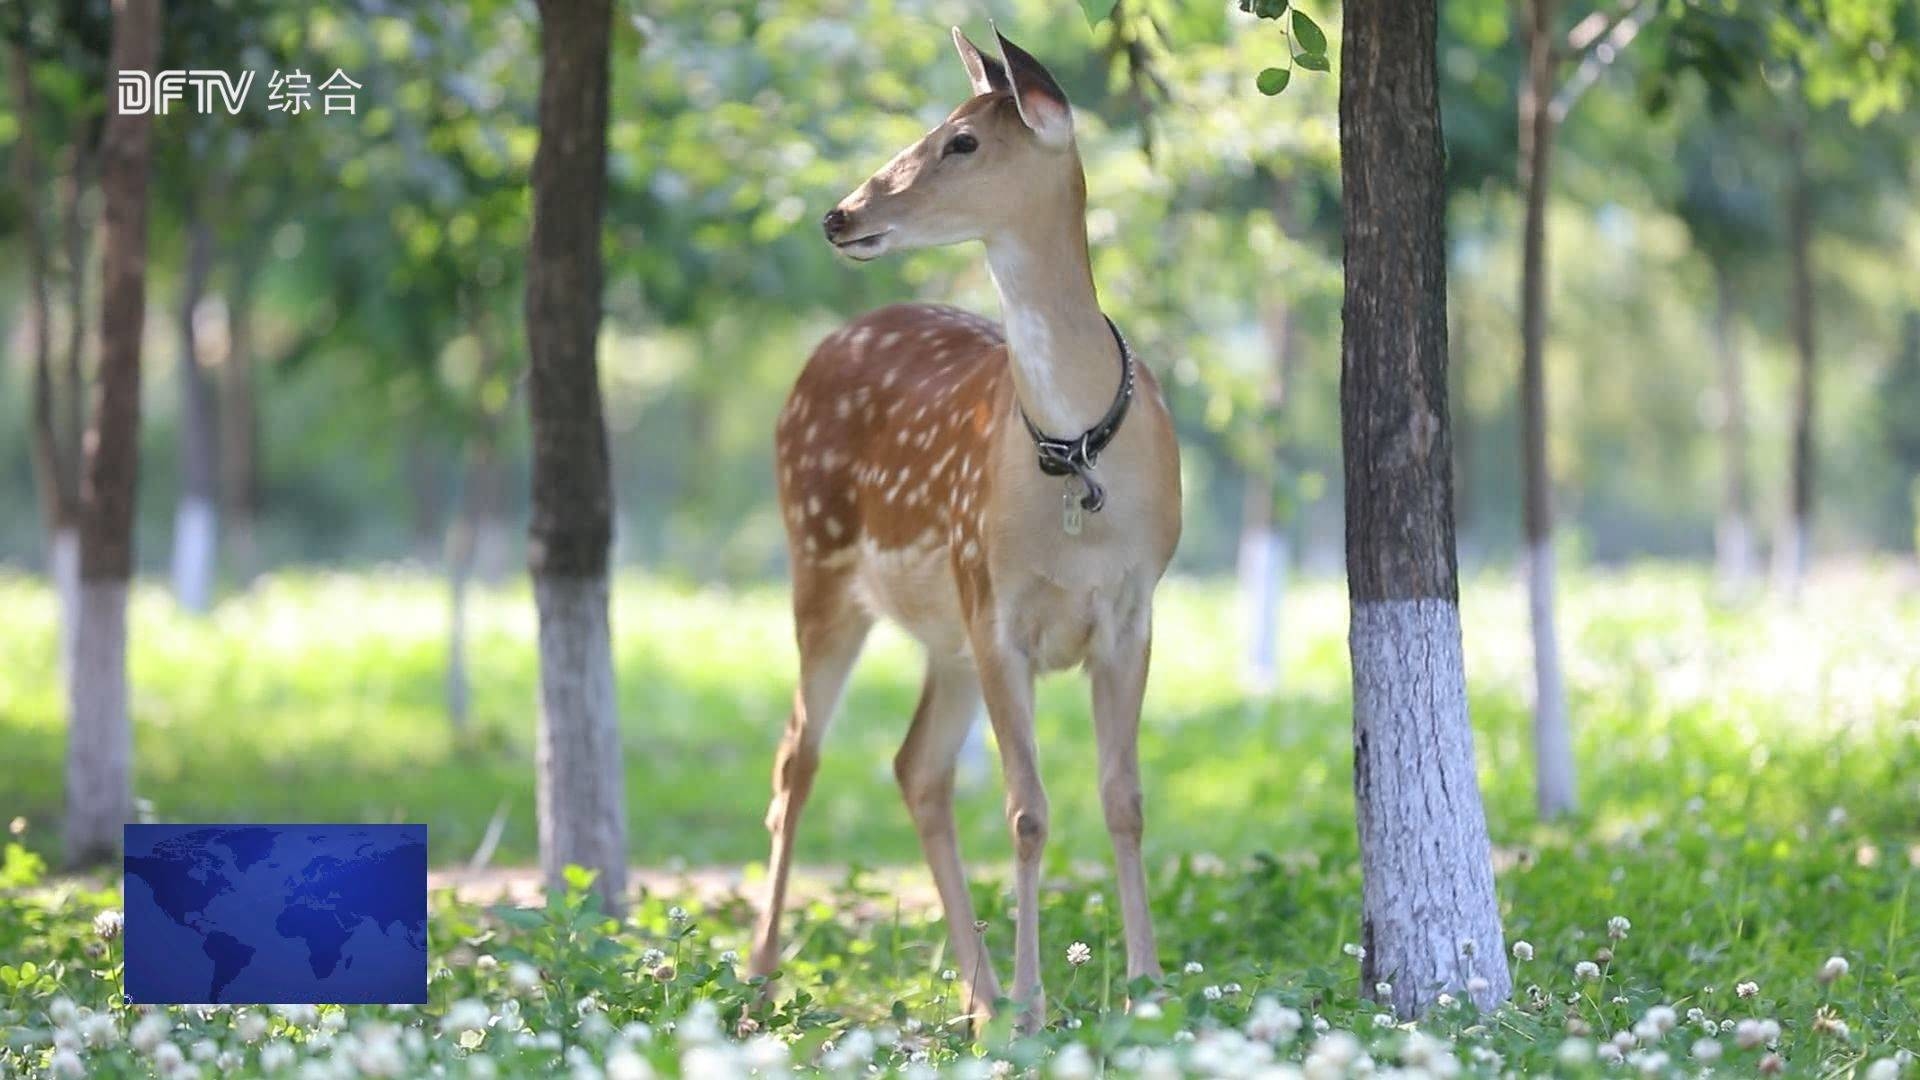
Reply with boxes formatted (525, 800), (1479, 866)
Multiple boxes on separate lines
(944, 133), (979, 156)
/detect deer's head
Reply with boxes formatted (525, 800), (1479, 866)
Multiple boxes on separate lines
(822, 28), (1079, 261)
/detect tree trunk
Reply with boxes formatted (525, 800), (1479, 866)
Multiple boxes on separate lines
(1776, 116), (1816, 598)
(526, 0), (627, 913)
(67, 0), (160, 868)
(1238, 291), (1296, 693)
(220, 257), (261, 583)
(1517, 0), (1576, 819)
(171, 198), (220, 613)
(448, 315), (513, 735)
(9, 43), (82, 677)
(55, 138), (99, 673)
(1710, 261), (1753, 588)
(1339, 0), (1511, 1018)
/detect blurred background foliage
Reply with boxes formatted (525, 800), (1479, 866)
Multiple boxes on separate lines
(1, 0), (1916, 586)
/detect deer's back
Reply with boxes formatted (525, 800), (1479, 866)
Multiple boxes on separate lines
(777, 302), (1013, 559)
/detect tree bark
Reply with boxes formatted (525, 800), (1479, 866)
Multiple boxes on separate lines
(1339, 0), (1511, 1018)
(1776, 116), (1816, 598)
(1710, 261), (1753, 587)
(526, 0), (627, 913)
(171, 195), (220, 613)
(1517, 0), (1576, 819)
(1238, 290), (1296, 693)
(67, 0), (159, 868)
(220, 255), (261, 583)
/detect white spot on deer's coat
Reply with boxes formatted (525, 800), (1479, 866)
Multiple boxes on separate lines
(881, 331), (901, 348)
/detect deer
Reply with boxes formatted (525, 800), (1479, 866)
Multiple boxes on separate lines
(749, 27), (1182, 1032)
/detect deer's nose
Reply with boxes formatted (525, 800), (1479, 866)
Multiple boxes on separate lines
(822, 207), (851, 240)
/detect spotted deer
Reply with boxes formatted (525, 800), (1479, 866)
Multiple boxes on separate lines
(750, 28), (1182, 1030)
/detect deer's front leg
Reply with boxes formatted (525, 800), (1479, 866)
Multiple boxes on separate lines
(1091, 613), (1162, 987)
(971, 636), (1047, 1033)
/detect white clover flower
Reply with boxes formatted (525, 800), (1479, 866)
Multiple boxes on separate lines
(49, 996), (78, 1028)
(1760, 1052), (1786, 1074)
(236, 1010), (268, 1043)
(1183, 960), (1204, 975)
(1245, 997), (1304, 1044)
(1613, 1030), (1638, 1051)
(1692, 1038), (1723, 1063)
(1375, 981), (1393, 997)
(667, 906), (689, 924)
(1052, 1043), (1096, 1080)
(82, 1012), (118, 1048)
(1512, 940), (1534, 962)
(132, 1013), (172, 1055)
(1342, 943), (1366, 960)
(191, 1037), (219, 1062)
(940, 968), (957, 981)
(1223, 982), (1242, 995)
(741, 1035), (789, 1071)
(1645, 1005), (1678, 1035)
(1597, 1042), (1625, 1065)
(1133, 1000), (1163, 1020)
(1466, 976), (1490, 996)
(678, 1001), (722, 1046)
(678, 1046), (734, 1080)
(441, 999), (490, 1035)
(1819, 955), (1850, 984)
(93, 909), (124, 941)
(1066, 941), (1092, 966)
(1608, 916), (1632, 940)
(639, 949), (666, 969)
(51, 1049), (85, 1078)
(1632, 1049), (1670, 1076)
(1204, 984), (1224, 1001)
(154, 1042), (186, 1072)
(1557, 1038), (1594, 1067)
(719, 949), (739, 965)
(469, 1058), (499, 1080)
(1734, 1018), (1773, 1049)
(260, 1041), (295, 1072)
(1865, 1059), (1903, 1080)
(1737, 980), (1759, 998)
(508, 962), (541, 993)
(1575, 961), (1601, 981)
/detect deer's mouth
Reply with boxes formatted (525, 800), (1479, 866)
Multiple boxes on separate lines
(832, 229), (893, 260)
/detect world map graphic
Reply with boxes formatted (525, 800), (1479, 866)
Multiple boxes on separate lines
(123, 824), (427, 1005)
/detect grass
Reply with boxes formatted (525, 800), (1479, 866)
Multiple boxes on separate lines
(1, 562), (1917, 1076)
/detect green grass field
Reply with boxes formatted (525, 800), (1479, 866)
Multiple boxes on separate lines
(2, 564), (1917, 1076)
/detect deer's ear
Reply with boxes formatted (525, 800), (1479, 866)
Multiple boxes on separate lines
(952, 27), (1011, 96)
(994, 29), (1073, 148)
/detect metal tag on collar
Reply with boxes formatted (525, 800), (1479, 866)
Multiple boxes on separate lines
(1062, 477), (1086, 536)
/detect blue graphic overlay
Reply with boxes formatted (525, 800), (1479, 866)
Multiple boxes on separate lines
(123, 824), (427, 1004)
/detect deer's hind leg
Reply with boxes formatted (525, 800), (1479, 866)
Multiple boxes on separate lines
(895, 656), (1002, 1020)
(750, 567), (871, 980)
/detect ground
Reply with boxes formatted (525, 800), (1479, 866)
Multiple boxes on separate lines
(0, 564), (1916, 1076)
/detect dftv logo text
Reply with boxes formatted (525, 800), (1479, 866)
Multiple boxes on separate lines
(116, 70), (254, 115)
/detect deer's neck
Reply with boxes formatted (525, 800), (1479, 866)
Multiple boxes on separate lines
(984, 208), (1117, 436)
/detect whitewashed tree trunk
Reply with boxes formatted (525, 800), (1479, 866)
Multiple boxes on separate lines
(52, 527), (80, 678)
(170, 497), (217, 613)
(533, 574), (627, 901)
(1351, 600), (1510, 1014)
(1238, 523), (1289, 693)
(66, 581), (132, 864)
(1526, 540), (1575, 816)
(1711, 265), (1753, 589)
(1341, 0), (1513, 1018)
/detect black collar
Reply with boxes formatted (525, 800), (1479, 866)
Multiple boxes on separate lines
(1018, 315), (1135, 513)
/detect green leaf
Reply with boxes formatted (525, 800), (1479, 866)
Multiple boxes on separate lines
(1257, 67), (1292, 95)
(1079, 0), (1119, 24)
(1295, 51), (1331, 71)
(1252, 0), (1289, 18)
(1291, 9), (1327, 56)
